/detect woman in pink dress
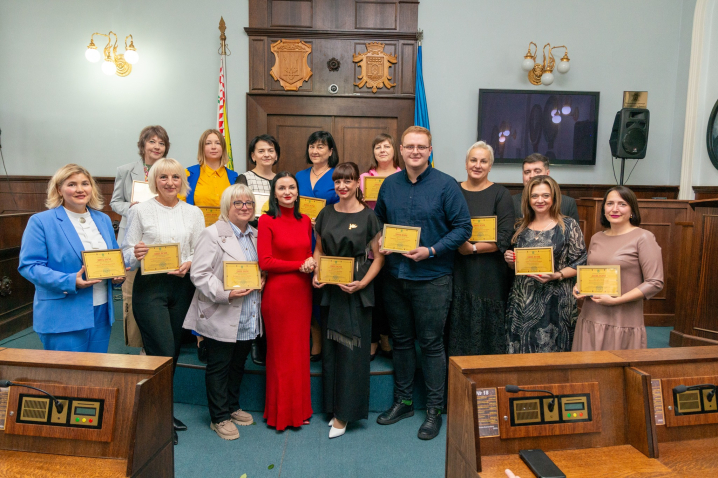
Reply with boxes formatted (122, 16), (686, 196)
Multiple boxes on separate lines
(572, 186), (664, 351)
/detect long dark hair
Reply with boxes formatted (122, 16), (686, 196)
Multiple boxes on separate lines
(248, 134), (280, 165)
(332, 162), (369, 208)
(266, 171), (302, 220)
(368, 133), (400, 171)
(512, 175), (565, 244)
(305, 131), (339, 167)
(600, 186), (641, 227)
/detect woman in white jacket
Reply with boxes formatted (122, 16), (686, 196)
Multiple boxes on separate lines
(183, 184), (264, 441)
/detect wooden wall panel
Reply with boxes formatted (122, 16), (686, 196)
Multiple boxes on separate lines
(693, 186), (718, 200)
(355, 1), (398, 30)
(249, 38), (267, 91)
(400, 42), (416, 94)
(270, 0), (313, 28)
(266, 115), (333, 173)
(333, 116), (398, 171)
(694, 215), (718, 333)
(0, 213), (34, 341)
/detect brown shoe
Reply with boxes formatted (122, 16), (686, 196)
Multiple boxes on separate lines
(210, 420), (239, 440)
(230, 409), (254, 426)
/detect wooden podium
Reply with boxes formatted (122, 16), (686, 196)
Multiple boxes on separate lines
(0, 348), (173, 477)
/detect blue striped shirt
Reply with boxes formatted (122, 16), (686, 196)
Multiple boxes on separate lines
(229, 222), (261, 341)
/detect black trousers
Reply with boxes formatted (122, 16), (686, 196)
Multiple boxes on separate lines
(132, 271), (195, 375)
(205, 337), (253, 423)
(370, 269), (390, 343)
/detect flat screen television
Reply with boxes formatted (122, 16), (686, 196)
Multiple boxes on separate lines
(477, 89), (600, 165)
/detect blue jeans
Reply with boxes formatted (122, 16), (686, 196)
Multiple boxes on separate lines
(384, 274), (452, 409)
(37, 303), (111, 353)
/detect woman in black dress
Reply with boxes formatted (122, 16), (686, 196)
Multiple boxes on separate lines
(447, 141), (515, 356)
(312, 162), (383, 439)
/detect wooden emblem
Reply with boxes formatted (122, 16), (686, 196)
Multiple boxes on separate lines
(270, 39), (313, 91)
(353, 42), (397, 93)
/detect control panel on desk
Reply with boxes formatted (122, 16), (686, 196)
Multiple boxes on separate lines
(16, 394), (104, 429)
(510, 394), (592, 427)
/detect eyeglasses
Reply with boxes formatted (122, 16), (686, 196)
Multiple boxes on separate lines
(402, 145), (430, 151)
(233, 200), (255, 209)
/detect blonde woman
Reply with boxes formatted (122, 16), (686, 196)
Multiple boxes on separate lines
(183, 129), (239, 207)
(19, 164), (124, 352)
(122, 158), (204, 443)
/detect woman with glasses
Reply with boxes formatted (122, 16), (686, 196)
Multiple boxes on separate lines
(503, 175), (586, 353)
(183, 184), (264, 440)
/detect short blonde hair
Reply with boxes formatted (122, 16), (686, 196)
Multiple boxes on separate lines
(148, 158), (190, 197)
(401, 126), (432, 146)
(197, 129), (229, 168)
(219, 184), (256, 222)
(466, 141), (495, 166)
(46, 164), (104, 210)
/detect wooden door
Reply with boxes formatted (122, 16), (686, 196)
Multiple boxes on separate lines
(333, 116), (398, 173)
(266, 115), (333, 174)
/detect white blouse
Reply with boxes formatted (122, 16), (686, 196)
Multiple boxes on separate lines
(64, 208), (108, 306)
(121, 198), (205, 270)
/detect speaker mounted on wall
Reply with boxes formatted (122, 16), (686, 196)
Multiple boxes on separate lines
(609, 108), (650, 159)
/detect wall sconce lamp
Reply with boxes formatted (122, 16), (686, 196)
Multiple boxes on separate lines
(521, 42), (570, 86)
(85, 32), (138, 77)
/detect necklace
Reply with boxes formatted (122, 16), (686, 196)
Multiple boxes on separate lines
(311, 165), (329, 178)
(530, 219), (555, 239)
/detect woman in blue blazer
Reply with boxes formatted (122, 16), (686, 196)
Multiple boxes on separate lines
(19, 164), (125, 352)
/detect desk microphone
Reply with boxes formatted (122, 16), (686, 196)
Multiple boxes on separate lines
(0, 380), (64, 413)
(506, 385), (557, 412)
(673, 384), (717, 402)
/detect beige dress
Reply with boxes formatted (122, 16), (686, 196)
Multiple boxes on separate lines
(572, 228), (664, 351)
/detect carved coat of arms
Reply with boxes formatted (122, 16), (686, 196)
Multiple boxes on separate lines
(353, 42), (397, 93)
(270, 39), (313, 91)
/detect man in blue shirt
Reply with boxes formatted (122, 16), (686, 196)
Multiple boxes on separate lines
(374, 126), (472, 440)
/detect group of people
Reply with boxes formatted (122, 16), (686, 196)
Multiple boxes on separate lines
(18, 124), (664, 446)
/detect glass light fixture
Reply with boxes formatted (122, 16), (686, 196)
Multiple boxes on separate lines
(521, 57), (534, 72)
(522, 42), (569, 86)
(85, 42), (101, 62)
(101, 60), (116, 75)
(86, 31), (137, 77)
(556, 52), (570, 74)
(124, 49), (139, 64)
(541, 72), (554, 85)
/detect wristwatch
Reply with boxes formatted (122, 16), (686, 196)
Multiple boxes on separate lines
(428, 247), (435, 259)
(472, 244), (478, 254)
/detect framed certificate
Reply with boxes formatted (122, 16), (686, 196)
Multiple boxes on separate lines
(470, 216), (497, 242)
(299, 196), (326, 220)
(141, 243), (181, 275)
(514, 246), (554, 275)
(381, 224), (421, 253)
(82, 249), (126, 281)
(130, 180), (157, 203)
(317, 256), (355, 285)
(577, 265), (621, 297)
(223, 261), (262, 290)
(363, 176), (385, 201)
(254, 193), (270, 218)
(199, 207), (221, 227)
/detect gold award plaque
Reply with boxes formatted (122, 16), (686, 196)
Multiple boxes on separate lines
(623, 91), (648, 108)
(381, 224), (421, 253)
(199, 207), (221, 227)
(514, 247), (554, 275)
(470, 216), (497, 242)
(223, 261), (262, 290)
(82, 249), (126, 281)
(299, 196), (326, 220)
(254, 193), (270, 218)
(130, 180), (157, 203)
(577, 265), (621, 297)
(363, 177), (385, 202)
(317, 256), (355, 285)
(141, 243), (181, 275)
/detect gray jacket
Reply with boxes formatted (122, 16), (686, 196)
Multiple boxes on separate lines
(110, 160), (146, 244)
(183, 220), (261, 342)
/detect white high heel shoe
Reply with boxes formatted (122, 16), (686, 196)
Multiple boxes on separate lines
(328, 418), (334, 427)
(329, 424), (346, 439)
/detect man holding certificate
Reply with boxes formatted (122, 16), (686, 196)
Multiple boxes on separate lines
(374, 126), (472, 441)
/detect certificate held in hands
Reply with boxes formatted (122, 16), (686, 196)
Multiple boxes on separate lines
(141, 243), (181, 275)
(363, 177), (385, 201)
(514, 246), (554, 275)
(470, 216), (497, 242)
(254, 193), (270, 218)
(82, 249), (126, 280)
(224, 262), (262, 290)
(199, 207), (221, 227)
(130, 180), (157, 203)
(577, 265), (621, 297)
(317, 256), (355, 285)
(381, 224), (421, 253)
(299, 196), (326, 220)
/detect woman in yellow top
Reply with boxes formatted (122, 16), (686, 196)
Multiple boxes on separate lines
(183, 129), (239, 208)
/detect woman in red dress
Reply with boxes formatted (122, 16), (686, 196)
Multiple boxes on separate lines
(258, 172), (316, 430)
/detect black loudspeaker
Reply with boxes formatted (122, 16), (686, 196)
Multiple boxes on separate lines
(609, 108), (650, 159)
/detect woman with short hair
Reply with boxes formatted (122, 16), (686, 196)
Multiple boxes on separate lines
(572, 186), (663, 351)
(19, 164), (124, 352)
(504, 175), (587, 353)
(236, 134), (279, 196)
(183, 184), (263, 440)
(122, 157), (205, 443)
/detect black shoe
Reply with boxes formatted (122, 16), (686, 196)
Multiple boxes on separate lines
(173, 429), (178, 445)
(417, 408), (442, 440)
(310, 351), (322, 362)
(251, 339), (266, 366)
(197, 340), (208, 364)
(173, 416), (187, 431)
(379, 348), (393, 360)
(376, 401), (414, 425)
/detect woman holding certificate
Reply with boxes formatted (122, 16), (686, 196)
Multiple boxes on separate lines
(312, 162), (383, 439)
(182, 184), (263, 440)
(503, 176), (587, 353)
(122, 158), (204, 443)
(448, 142), (515, 356)
(296, 131), (340, 361)
(19, 164), (123, 352)
(258, 172), (315, 431)
(572, 186), (664, 351)
(110, 125), (170, 350)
